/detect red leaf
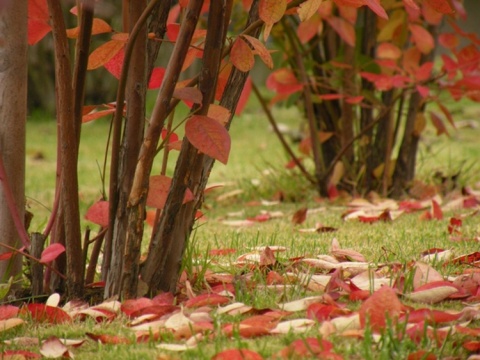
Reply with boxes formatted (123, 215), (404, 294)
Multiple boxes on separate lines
(40, 243), (65, 264)
(425, 0), (454, 14)
(231, 37), (254, 72)
(2, 350), (41, 359)
(23, 304), (72, 324)
(0, 305), (19, 320)
(120, 298), (154, 317)
(185, 115), (231, 164)
(464, 340), (480, 352)
(408, 350), (437, 360)
(0, 252), (13, 261)
(184, 294), (230, 308)
(146, 175), (194, 209)
(359, 286), (405, 331)
(212, 349), (263, 360)
(297, 15), (322, 44)
(85, 200), (109, 227)
(28, 0), (51, 45)
(104, 47), (125, 79)
(148, 67), (166, 89)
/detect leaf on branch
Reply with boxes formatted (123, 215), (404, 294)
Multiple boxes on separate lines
(402, 0), (419, 10)
(259, 0), (287, 40)
(40, 244), (65, 264)
(242, 35), (274, 69)
(146, 175), (194, 209)
(297, 0), (323, 21)
(28, 0), (51, 45)
(148, 67), (166, 89)
(363, 0), (388, 20)
(66, 18), (112, 39)
(207, 105), (231, 125)
(173, 87), (203, 104)
(325, 17), (356, 47)
(85, 200), (109, 227)
(103, 47), (125, 79)
(430, 112), (449, 136)
(87, 40), (125, 70)
(425, 0), (454, 14)
(377, 42), (402, 60)
(185, 115), (231, 164)
(409, 24), (435, 54)
(82, 108), (116, 123)
(231, 37), (254, 72)
(297, 15), (322, 44)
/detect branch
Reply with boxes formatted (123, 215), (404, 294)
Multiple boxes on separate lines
(251, 82), (316, 185)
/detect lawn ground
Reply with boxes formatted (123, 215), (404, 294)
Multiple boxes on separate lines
(11, 100), (480, 359)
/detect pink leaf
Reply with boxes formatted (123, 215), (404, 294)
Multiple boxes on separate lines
(40, 243), (65, 264)
(409, 24), (435, 54)
(85, 200), (109, 227)
(40, 336), (72, 358)
(185, 115), (231, 164)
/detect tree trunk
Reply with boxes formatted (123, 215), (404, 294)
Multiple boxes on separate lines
(0, 0), (28, 285)
(105, 0), (148, 298)
(141, 0), (257, 294)
(47, 0), (84, 298)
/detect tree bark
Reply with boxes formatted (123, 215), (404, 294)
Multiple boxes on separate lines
(0, 0), (28, 285)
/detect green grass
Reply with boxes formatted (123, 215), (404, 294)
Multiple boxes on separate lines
(16, 100), (480, 359)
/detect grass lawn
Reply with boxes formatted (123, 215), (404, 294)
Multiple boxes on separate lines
(10, 100), (480, 359)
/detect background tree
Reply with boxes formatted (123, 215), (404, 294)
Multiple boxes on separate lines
(0, 0), (28, 286)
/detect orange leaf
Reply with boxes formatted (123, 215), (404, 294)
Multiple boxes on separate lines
(184, 294), (229, 308)
(82, 108), (116, 123)
(87, 40), (125, 70)
(297, 15), (322, 44)
(409, 24), (434, 54)
(66, 18), (112, 39)
(242, 35), (273, 69)
(207, 104), (231, 125)
(359, 286), (405, 331)
(146, 175), (194, 209)
(377, 42), (402, 60)
(259, 0), (286, 24)
(297, 0), (323, 21)
(231, 37), (254, 72)
(185, 115), (231, 164)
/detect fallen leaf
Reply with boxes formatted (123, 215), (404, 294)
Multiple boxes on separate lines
(359, 286), (405, 331)
(40, 336), (73, 358)
(212, 348), (263, 360)
(404, 281), (459, 303)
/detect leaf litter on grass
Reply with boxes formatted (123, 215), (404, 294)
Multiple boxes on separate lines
(3, 190), (480, 359)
